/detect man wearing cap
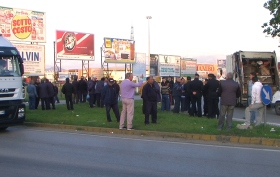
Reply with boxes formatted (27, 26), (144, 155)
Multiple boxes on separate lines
(101, 78), (120, 122)
(119, 73), (144, 130)
(189, 73), (203, 117)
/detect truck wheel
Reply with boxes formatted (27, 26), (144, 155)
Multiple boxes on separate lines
(275, 102), (280, 115)
(0, 127), (8, 131)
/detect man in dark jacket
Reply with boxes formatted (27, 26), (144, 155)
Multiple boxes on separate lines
(35, 78), (41, 109)
(189, 73), (203, 117)
(202, 79), (209, 116)
(53, 82), (60, 103)
(46, 79), (55, 110)
(61, 78), (74, 110)
(172, 77), (182, 113)
(95, 77), (105, 107)
(183, 76), (192, 113)
(78, 76), (88, 103)
(204, 74), (220, 118)
(142, 76), (159, 125)
(218, 72), (241, 130)
(101, 78), (120, 122)
(88, 76), (97, 108)
(72, 77), (79, 104)
(38, 79), (49, 110)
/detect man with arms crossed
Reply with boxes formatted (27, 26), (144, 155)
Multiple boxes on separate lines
(119, 73), (143, 130)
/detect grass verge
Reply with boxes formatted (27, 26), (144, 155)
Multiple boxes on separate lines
(26, 101), (280, 139)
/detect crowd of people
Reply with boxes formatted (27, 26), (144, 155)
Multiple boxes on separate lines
(26, 71), (265, 131)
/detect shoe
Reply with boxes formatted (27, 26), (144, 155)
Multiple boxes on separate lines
(127, 127), (135, 130)
(119, 126), (127, 130)
(237, 123), (249, 130)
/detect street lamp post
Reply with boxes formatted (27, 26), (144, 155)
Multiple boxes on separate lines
(146, 16), (152, 76)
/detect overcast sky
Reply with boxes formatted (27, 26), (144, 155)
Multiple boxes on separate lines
(2, 0), (279, 69)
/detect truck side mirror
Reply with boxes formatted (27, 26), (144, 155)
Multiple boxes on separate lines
(19, 63), (24, 76)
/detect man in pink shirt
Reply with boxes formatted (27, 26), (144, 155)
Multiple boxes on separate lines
(119, 73), (143, 130)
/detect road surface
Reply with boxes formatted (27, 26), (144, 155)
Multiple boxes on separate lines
(1, 127), (280, 177)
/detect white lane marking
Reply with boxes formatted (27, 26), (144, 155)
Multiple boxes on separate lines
(25, 128), (280, 152)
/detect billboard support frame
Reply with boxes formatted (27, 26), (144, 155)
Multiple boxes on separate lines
(54, 41), (61, 81)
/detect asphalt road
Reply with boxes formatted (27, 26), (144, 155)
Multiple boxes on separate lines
(1, 127), (280, 177)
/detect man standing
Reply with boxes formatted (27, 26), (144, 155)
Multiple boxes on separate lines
(88, 76), (97, 108)
(78, 76), (88, 103)
(172, 77), (182, 113)
(205, 74), (220, 118)
(95, 77), (106, 107)
(202, 79), (209, 116)
(119, 73), (143, 130)
(161, 78), (170, 111)
(237, 76), (265, 129)
(72, 76), (79, 104)
(247, 72), (257, 123)
(218, 72), (241, 130)
(61, 78), (74, 110)
(189, 73), (203, 117)
(27, 80), (38, 110)
(183, 76), (192, 113)
(46, 79), (55, 110)
(142, 76), (159, 125)
(101, 78), (120, 122)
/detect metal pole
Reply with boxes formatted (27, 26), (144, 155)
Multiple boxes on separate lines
(53, 41), (55, 79)
(146, 16), (152, 76)
(100, 47), (103, 68)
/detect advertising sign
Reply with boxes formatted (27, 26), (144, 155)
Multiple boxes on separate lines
(181, 58), (197, 77)
(104, 37), (135, 63)
(196, 64), (217, 79)
(0, 6), (46, 43)
(13, 43), (45, 76)
(217, 59), (226, 80)
(158, 55), (180, 77)
(56, 30), (94, 60)
(150, 54), (159, 76)
(133, 53), (146, 78)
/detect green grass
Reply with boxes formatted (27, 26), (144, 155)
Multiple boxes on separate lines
(26, 101), (280, 139)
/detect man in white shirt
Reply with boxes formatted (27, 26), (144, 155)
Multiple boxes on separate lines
(237, 77), (265, 129)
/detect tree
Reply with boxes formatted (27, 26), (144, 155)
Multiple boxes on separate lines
(262, 0), (280, 37)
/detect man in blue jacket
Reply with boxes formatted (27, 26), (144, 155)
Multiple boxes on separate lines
(101, 78), (120, 122)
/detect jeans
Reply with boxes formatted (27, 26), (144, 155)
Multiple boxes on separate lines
(161, 95), (170, 111)
(248, 97), (256, 123)
(28, 95), (36, 110)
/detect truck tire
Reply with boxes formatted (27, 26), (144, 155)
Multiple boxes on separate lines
(0, 127), (8, 131)
(275, 102), (280, 115)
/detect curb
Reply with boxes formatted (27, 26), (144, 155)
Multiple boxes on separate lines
(24, 122), (280, 147)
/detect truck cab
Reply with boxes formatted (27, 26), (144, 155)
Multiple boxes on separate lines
(0, 34), (25, 130)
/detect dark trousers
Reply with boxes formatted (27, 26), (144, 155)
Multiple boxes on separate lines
(35, 97), (40, 109)
(190, 95), (202, 117)
(65, 95), (74, 110)
(54, 95), (60, 103)
(203, 96), (208, 115)
(185, 95), (191, 112)
(142, 99), (146, 114)
(208, 97), (219, 118)
(105, 103), (120, 122)
(89, 93), (95, 108)
(145, 101), (157, 124)
(79, 91), (87, 103)
(49, 96), (55, 109)
(180, 96), (186, 112)
(173, 96), (181, 113)
(169, 94), (174, 105)
(95, 93), (104, 107)
(73, 93), (79, 104)
(41, 98), (49, 110)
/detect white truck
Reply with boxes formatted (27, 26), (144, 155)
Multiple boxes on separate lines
(227, 51), (279, 107)
(0, 34), (25, 130)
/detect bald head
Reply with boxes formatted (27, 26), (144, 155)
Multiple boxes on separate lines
(226, 72), (233, 79)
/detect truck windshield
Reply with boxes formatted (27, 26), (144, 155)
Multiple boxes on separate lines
(0, 57), (21, 77)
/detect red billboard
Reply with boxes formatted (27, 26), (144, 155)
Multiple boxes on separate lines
(56, 30), (94, 60)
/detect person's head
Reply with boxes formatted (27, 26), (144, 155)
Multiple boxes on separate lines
(162, 77), (166, 82)
(29, 80), (34, 85)
(252, 76), (258, 83)
(66, 78), (70, 83)
(195, 73), (199, 79)
(101, 77), (105, 81)
(204, 78), (209, 84)
(187, 76), (191, 81)
(226, 72), (233, 80)
(168, 76), (172, 81)
(92, 76), (97, 81)
(147, 76), (154, 84)
(249, 72), (257, 80)
(45, 79), (49, 83)
(108, 78), (114, 86)
(208, 73), (214, 79)
(180, 77), (185, 84)
(176, 76), (181, 82)
(125, 73), (133, 81)
(80, 76), (84, 80)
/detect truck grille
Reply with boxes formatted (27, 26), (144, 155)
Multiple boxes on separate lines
(0, 94), (14, 98)
(0, 105), (15, 120)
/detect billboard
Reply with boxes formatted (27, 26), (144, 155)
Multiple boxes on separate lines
(133, 53), (146, 78)
(181, 58), (197, 77)
(13, 43), (45, 76)
(150, 54), (159, 76)
(217, 59), (226, 80)
(56, 30), (94, 60)
(0, 6), (46, 43)
(104, 37), (135, 63)
(196, 64), (218, 79)
(158, 55), (180, 77)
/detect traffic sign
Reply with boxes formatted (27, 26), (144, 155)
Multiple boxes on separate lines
(261, 85), (272, 105)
